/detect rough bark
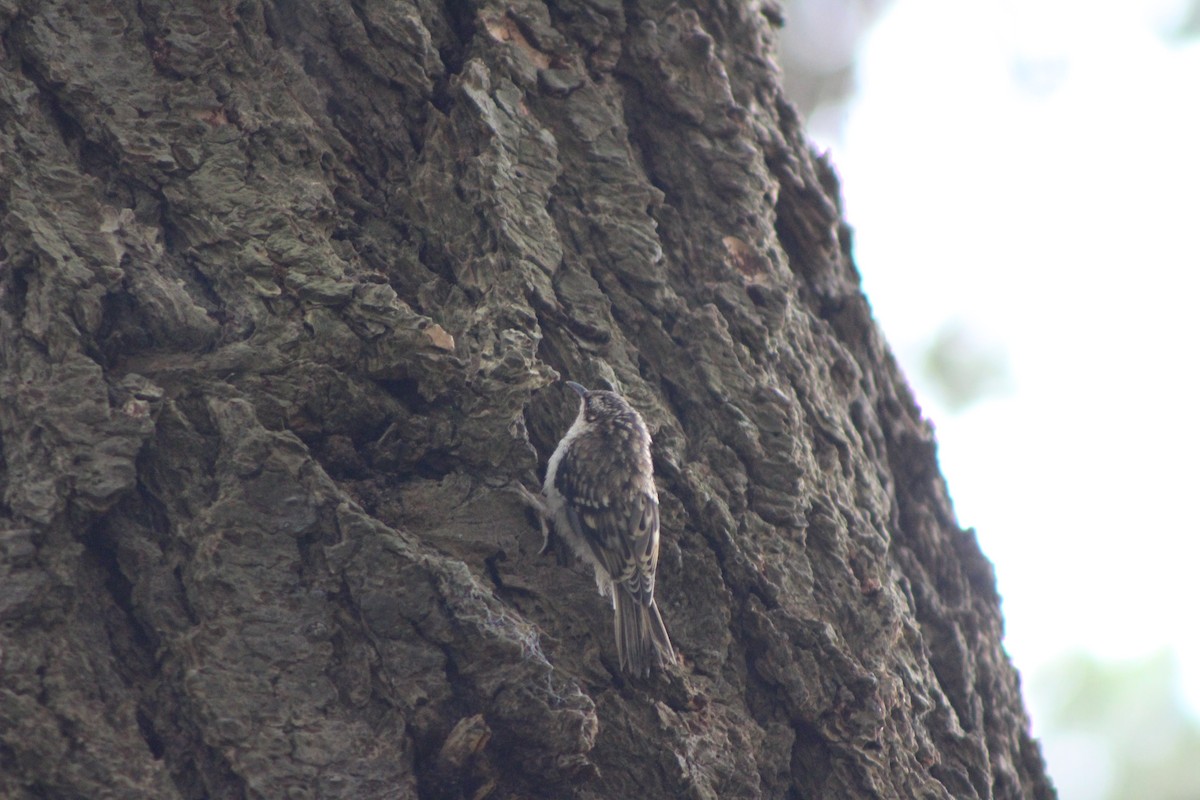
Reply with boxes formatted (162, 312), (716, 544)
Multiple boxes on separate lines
(0, 1), (1055, 798)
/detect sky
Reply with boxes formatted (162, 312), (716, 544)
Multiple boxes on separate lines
(806, 0), (1200, 754)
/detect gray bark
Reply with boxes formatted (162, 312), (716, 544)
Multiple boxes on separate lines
(0, 1), (1055, 798)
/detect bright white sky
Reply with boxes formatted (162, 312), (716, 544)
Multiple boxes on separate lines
(816, 0), (1200, 740)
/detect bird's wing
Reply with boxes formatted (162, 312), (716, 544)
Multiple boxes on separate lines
(555, 443), (660, 605)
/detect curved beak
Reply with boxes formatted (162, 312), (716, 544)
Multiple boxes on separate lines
(565, 381), (589, 399)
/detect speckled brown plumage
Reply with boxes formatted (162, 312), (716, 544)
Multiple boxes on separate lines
(534, 382), (677, 676)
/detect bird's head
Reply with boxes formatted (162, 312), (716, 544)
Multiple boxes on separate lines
(566, 381), (634, 425)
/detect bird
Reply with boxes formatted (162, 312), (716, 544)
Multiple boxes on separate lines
(519, 381), (677, 676)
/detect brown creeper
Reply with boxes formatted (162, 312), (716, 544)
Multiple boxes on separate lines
(521, 381), (677, 676)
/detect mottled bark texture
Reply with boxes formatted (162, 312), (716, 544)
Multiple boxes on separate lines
(0, 1), (1054, 798)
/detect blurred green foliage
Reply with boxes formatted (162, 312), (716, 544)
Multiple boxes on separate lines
(1033, 651), (1200, 800)
(918, 320), (1012, 413)
(1170, 0), (1200, 40)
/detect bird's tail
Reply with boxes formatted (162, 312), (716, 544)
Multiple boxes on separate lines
(614, 589), (678, 676)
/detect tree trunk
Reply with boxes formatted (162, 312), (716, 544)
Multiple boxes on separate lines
(0, 1), (1055, 798)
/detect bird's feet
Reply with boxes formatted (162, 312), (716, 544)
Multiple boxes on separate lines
(510, 483), (554, 555)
